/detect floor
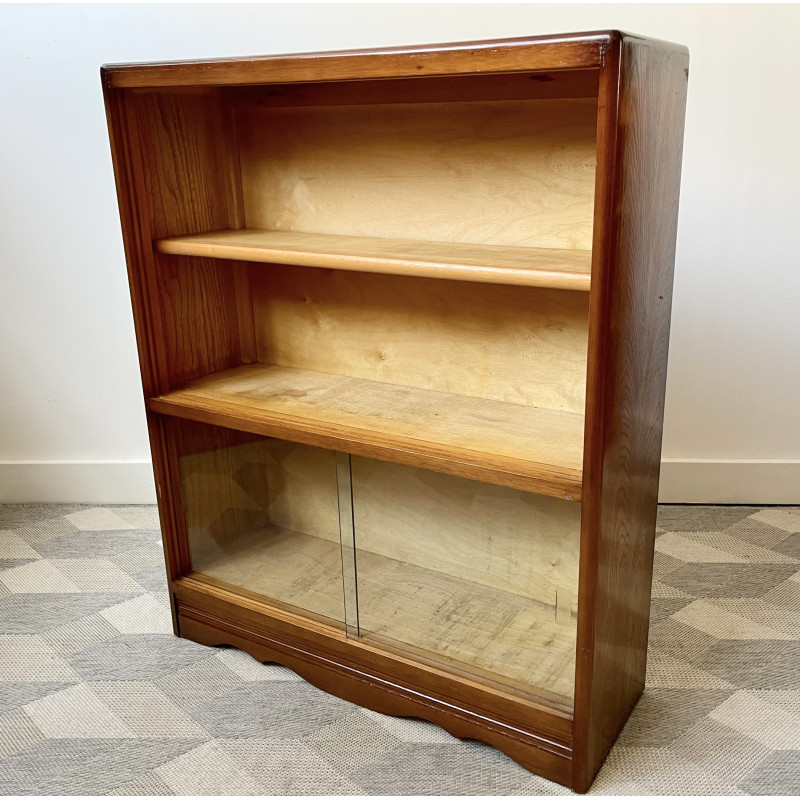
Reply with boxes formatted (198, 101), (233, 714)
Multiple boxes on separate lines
(0, 504), (798, 795)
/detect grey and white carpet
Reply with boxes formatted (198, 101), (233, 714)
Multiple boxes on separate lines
(0, 503), (799, 795)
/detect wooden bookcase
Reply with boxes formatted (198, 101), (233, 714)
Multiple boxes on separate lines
(102, 31), (688, 792)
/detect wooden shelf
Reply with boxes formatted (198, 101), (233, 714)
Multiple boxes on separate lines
(150, 363), (584, 499)
(155, 229), (592, 291)
(190, 524), (575, 705)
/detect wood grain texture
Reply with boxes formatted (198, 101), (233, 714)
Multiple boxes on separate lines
(192, 528), (346, 625)
(149, 363), (585, 499)
(129, 89), (248, 386)
(238, 98), (597, 250)
(153, 256), (242, 387)
(572, 33), (689, 792)
(101, 32), (609, 88)
(102, 87), (207, 614)
(185, 526), (576, 703)
(156, 229), (592, 291)
(131, 89), (239, 238)
(351, 457), (580, 606)
(251, 266), (589, 415)
(231, 69), (600, 108)
(355, 548), (576, 705)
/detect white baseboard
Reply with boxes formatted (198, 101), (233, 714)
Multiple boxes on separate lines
(0, 460), (157, 504)
(0, 458), (797, 506)
(659, 459), (800, 504)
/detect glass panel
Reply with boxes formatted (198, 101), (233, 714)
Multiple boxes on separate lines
(335, 451), (360, 637)
(171, 418), (345, 627)
(350, 456), (581, 708)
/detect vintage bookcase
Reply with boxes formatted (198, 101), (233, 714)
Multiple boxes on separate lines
(102, 31), (689, 791)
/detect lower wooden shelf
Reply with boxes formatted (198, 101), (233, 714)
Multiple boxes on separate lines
(150, 363), (584, 499)
(191, 523), (576, 707)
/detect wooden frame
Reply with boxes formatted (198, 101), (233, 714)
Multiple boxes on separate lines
(103, 30), (688, 792)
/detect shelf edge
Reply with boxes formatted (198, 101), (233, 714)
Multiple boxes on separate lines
(155, 235), (592, 291)
(149, 393), (583, 501)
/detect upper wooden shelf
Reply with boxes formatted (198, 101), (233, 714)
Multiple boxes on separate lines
(149, 363), (584, 500)
(155, 229), (592, 291)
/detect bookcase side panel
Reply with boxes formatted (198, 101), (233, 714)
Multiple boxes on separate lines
(128, 89), (251, 387)
(573, 35), (689, 792)
(103, 87), (253, 592)
(103, 87), (184, 598)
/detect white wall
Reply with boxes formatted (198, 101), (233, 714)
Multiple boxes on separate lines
(1, 4), (798, 504)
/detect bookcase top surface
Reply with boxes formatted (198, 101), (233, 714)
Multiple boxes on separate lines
(101, 31), (624, 89)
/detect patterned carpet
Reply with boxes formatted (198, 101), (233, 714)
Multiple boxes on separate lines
(0, 503), (799, 795)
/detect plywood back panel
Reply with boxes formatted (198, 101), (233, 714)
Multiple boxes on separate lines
(238, 98), (598, 249)
(351, 456), (580, 608)
(251, 265), (589, 414)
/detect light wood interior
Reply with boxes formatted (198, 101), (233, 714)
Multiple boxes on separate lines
(156, 229), (592, 291)
(153, 263), (589, 494)
(236, 98), (597, 250)
(145, 80), (597, 710)
(142, 85), (596, 472)
(191, 527), (576, 705)
(173, 419), (578, 705)
(135, 84), (598, 402)
(251, 266), (589, 415)
(355, 550), (576, 705)
(351, 457), (580, 608)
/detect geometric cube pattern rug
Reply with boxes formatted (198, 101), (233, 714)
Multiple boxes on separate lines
(1, 503), (799, 795)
